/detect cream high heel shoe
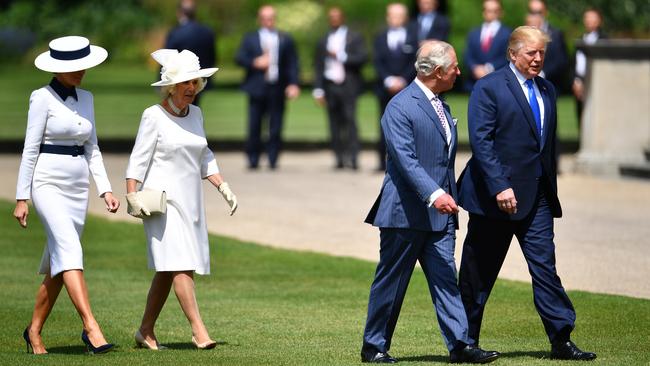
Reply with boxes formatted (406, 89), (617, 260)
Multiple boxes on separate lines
(191, 336), (216, 350)
(135, 330), (166, 350)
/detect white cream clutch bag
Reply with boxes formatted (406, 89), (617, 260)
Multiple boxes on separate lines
(128, 189), (167, 215)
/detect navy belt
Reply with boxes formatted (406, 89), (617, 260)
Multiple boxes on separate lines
(40, 144), (85, 156)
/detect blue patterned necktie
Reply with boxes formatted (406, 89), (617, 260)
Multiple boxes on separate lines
(525, 79), (542, 137)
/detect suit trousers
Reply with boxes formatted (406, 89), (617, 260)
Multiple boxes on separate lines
(325, 80), (359, 168)
(246, 84), (286, 168)
(362, 216), (470, 354)
(459, 186), (576, 345)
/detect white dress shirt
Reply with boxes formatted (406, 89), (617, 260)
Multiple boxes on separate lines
(259, 28), (279, 83)
(324, 26), (348, 84)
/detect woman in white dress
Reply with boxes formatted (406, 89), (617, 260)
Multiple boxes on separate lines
(13, 36), (120, 355)
(125, 49), (238, 350)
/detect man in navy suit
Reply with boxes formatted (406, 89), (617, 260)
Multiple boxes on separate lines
(165, 0), (216, 106)
(235, 5), (300, 170)
(313, 7), (368, 170)
(409, 0), (451, 44)
(373, 3), (418, 171)
(462, 0), (511, 92)
(361, 40), (499, 364)
(457, 26), (596, 361)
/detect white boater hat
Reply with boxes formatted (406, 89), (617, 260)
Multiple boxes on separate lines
(34, 36), (108, 73)
(151, 49), (218, 86)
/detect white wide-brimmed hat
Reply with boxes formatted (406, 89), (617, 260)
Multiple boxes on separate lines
(151, 49), (218, 87)
(34, 36), (108, 73)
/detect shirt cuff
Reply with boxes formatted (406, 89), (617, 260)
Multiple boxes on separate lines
(384, 76), (396, 88)
(337, 51), (348, 63)
(427, 189), (445, 207)
(312, 88), (325, 99)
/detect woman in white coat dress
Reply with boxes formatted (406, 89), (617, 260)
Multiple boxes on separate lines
(125, 49), (238, 350)
(13, 36), (119, 355)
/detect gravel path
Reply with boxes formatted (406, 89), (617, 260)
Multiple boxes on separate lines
(2, 152), (649, 299)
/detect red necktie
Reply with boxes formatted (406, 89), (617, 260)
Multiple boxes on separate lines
(481, 32), (492, 53)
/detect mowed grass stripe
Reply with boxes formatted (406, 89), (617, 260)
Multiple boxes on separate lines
(0, 200), (647, 365)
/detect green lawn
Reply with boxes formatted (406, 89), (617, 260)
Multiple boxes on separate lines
(0, 64), (579, 144)
(0, 199), (648, 365)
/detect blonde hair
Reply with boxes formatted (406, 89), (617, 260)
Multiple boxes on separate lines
(507, 26), (550, 58)
(159, 77), (206, 98)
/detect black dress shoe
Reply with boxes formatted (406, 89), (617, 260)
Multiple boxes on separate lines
(551, 340), (596, 360)
(360, 350), (397, 363)
(450, 345), (499, 364)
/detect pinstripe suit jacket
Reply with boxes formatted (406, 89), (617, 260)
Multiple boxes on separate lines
(366, 81), (458, 232)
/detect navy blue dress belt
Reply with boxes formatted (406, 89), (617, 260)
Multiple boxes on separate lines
(39, 144), (85, 156)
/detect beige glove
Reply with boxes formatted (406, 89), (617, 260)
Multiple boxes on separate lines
(218, 182), (238, 216)
(126, 192), (151, 218)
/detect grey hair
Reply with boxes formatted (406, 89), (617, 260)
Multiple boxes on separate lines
(414, 41), (453, 76)
(158, 77), (206, 98)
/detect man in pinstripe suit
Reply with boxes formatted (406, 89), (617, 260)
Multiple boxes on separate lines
(361, 41), (498, 364)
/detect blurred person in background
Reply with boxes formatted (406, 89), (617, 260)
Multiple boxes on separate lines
(373, 3), (418, 172)
(165, 0), (217, 107)
(526, 0), (569, 93)
(409, 0), (450, 44)
(572, 8), (606, 131)
(126, 49), (238, 351)
(313, 6), (368, 170)
(463, 0), (511, 92)
(236, 4), (300, 170)
(14, 35), (119, 355)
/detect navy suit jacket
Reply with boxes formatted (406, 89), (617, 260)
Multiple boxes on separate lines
(373, 28), (418, 100)
(458, 66), (562, 221)
(235, 30), (299, 98)
(542, 25), (569, 92)
(314, 28), (368, 95)
(462, 25), (511, 92)
(366, 81), (458, 232)
(165, 21), (216, 88)
(408, 13), (451, 42)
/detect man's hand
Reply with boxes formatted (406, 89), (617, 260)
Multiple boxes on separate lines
(285, 84), (300, 99)
(253, 52), (270, 70)
(433, 193), (459, 215)
(496, 188), (517, 214)
(387, 77), (406, 95)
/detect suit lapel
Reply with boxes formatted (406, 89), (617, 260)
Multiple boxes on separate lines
(537, 77), (553, 150)
(412, 84), (448, 144)
(442, 100), (456, 153)
(504, 68), (541, 147)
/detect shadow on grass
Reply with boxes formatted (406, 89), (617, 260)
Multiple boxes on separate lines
(397, 354), (449, 363)
(153, 341), (231, 350)
(45, 345), (89, 355)
(500, 350), (549, 359)
(398, 350), (549, 363)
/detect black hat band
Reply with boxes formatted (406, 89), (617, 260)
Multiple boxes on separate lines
(50, 45), (91, 61)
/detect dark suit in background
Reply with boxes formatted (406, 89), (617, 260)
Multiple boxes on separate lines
(409, 0), (450, 43)
(541, 24), (569, 92)
(165, 1), (216, 106)
(314, 13), (368, 169)
(462, 0), (511, 93)
(235, 26), (299, 169)
(457, 26), (596, 361)
(373, 28), (418, 171)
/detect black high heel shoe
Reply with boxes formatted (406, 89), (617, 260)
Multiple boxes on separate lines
(81, 330), (114, 354)
(23, 327), (32, 354)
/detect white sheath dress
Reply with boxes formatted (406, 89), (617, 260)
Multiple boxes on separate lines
(125, 104), (219, 275)
(15, 85), (112, 277)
